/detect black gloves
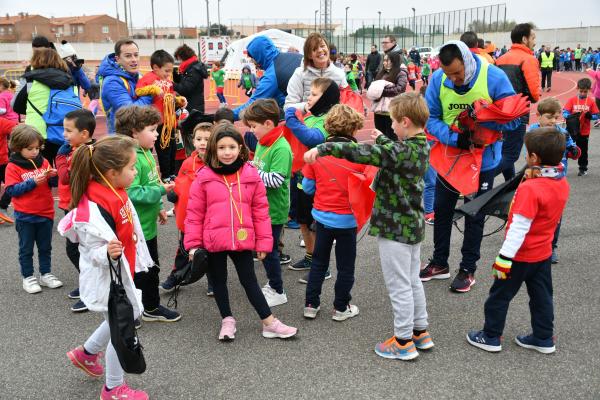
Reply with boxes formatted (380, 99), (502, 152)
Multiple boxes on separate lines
(456, 131), (473, 150)
(584, 111), (593, 120)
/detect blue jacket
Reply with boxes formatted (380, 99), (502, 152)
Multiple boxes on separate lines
(528, 123), (577, 173)
(233, 36), (284, 120)
(70, 66), (91, 92)
(425, 56), (520, 171)
(97, 53), (152, 133)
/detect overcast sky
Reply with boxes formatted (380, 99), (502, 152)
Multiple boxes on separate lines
(1, 0), (598, 30)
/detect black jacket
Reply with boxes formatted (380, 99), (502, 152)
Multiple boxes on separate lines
(173, 61), (209, 114)
(366, 52), (382, 73)
(12, 68), (74, 115)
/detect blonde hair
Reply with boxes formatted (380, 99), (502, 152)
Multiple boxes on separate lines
(388, 92), (430, 128)
(324, 104), (364, 138)
(30, 48), (69, 72)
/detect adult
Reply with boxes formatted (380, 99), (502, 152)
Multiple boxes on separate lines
(349, 54), (363, 93)
(500, 45), (508, 56)
(574, 44), (583, 71)
(460, 32), (494, 64)
(420, 40), (519, 293)
(365, 44), (382, 89)
(372, 51), (408, 140)
(538, 44), (554, 92)
(97, 39), (152, 133)
(57, 40), (91, 94)
(172, 44), (209, 114)
(382, 35), (402, 56)
(495, 23), (541, 180)
(409, 46), (420, 66)
(553, 46), (561, 71)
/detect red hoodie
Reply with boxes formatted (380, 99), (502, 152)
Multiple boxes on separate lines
(0, 119), (17, 165)
(137, 71), (175, 122)
(174, 151), (204, 231)
(5, 157), (54, 219)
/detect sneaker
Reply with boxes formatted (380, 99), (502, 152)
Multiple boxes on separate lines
(466, 330), (502, 352)
(332, 304), (359, 321)
(68, 287), (80, 299)
(412, 331), (435, 350)
(67, 345), (104, 377)
(279, 252), (292, 265)
(134, 318), (142, 330)
(166, 207), (175, 217)
(22, 276), (42, 294)
(298, 269), (331, 284)
(286, 220), (300, 229)
(303, 304), (320, 319)
(578, 170), (587, 176)
(288, 256), (311, 271)
(551, 248), (559, 264)
(300, 239), (306, 247)
(424, 212), (435, 225)
(253, 251), (259, 262)
(419, 261), (450, 282)
(262, 318), (298, 339)
(160, 273), (177, 293)
(515, 334), (556, 354)
(71, 299), (89, 313)
(142, 304), (182, 322)
(207, 285), (214, 296)
(101, 383), (148, 400)
(262, 284), (288, 307)
(374, 337), (419, 360)
(450, 270), (476, 293)
(38, 273), (63, 289)
(219, 316), (236, 341)
(0, 209), (14, 224)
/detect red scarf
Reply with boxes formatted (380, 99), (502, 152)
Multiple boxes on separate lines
(179, 56), (198, 73)
(258, 126), (286, 147)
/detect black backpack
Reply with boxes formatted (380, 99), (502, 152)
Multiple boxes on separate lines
(565, 112), (582, 139)
(167, 244), (209, 309)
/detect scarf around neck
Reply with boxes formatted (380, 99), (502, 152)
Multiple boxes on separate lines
(524, 164), (565, 180)
(10, 152), (44, 169)
(209, 157), (244, 176)
(179, 56), (198, 74)
(258, 126), (285, 147)
(309, 81), (340, 117)
(440, 40), (477, 86)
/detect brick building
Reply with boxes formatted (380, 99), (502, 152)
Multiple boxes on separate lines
(0, 13), (53, 43)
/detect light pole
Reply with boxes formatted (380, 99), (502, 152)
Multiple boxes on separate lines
(378, 11), (381, 49)
(205, 0), (210, 36)
(345, 7), (349, 54)
(151, 0), (156, 50)
(217, 0), (221, 36)
(314, 9), (318, 32)
(412, 7), (416, 46)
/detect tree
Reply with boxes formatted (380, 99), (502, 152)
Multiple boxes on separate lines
(467, 19), (536, 33)
(350, 25), (413, 38)
(209, 24), (234, 36)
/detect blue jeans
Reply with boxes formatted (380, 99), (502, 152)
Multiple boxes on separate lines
(16, 218), (54, 278)
(432, 169), (496, 273)
(305, 222), (356, 312)
(262, 224), (284, 293)
(423, 164), (437, 214)
(497, 118), (527, 181)
(216, 92), (227, 104)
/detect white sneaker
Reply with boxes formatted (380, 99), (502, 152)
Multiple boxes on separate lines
(262, 284), (288, 307)
(332, 304), (359, 321)
(38, 273), (63, 289)
(300, 239), (305, 247)
(303, 305), (320, 319)
(23, 276), (42, 294)
(166, 207), (175, 217)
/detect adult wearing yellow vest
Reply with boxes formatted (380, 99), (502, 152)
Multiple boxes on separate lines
(574, 44), (583, 71)
(420, 41), (520, 293)
(538, 46), (555, 92)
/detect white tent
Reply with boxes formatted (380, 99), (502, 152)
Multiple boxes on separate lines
(222, 29), (305, 77)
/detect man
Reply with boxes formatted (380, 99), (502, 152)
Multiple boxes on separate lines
(460, 31), (494, 64)
(365, 45), (381, 89)
(409, 46), (421, 66)
(97, 39), (153, 133)
(574, 44), (583, 71)
(421, 40), (520, 293)
(538, 44), (554, 92)
(495, 23), (541, 180)
(382, 35), (402, 55)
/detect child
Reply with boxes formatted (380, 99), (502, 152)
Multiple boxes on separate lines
(61, 136), (151, 400)
(214, 107), (235, 124)
(243, 99), (293, 307)
(160, 122), (213, 294)
(344, 64), (359, 93)
(528, 98), (580, 264)
(0, 117), (17, 223)
(407, 61), (419, 91)
(211, 61), (227, 107)
(563, 78), (599, 176)
(467, 127), (569, 355)
(0, 77), (19, 122)
(238, 65), (258, 98)
(56, 109), (96, 312)
(5, 125), (62, 293)
(115, 105), (181, 323)
(136, 49), (187, 179)
(184, 122), (297, 340)
(421, 58), (431, 86)
(301, 104), (366, 321)
(285, 78), (340, 276)
(304, 92), (432, 360)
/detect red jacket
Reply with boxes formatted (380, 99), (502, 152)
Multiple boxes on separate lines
(5, 157), (54, 219)
(136, 71), (175, 121)
(55, 146), (73, 210)
(0, 119), (17, 165)
(495, 44), (541, 102)
(173, 151), (203, 231)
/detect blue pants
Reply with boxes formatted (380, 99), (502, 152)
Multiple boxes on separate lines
(16, 218), (54, 278)
(432, 169), (495, 273)
(497, 118), (527, 181)
(306, 222), (356, 312)
(423, 164), (437, 214)
(262, 224), (284, 293)
(216, 92), (227, 104)
(484, 258), (554, 340)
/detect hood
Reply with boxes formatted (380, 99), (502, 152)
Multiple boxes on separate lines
(97, 53), (138, 82)
(22, 68), (74, 89)
(309, 81), (340, 117)
(439, 40), (477, 86)
(246, 36), (280, 70)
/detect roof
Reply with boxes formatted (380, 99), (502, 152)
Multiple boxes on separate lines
(0, 14), (46, 25)
(49, 15), (109, 25)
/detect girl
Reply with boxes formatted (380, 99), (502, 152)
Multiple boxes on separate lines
(0, 77), (19, 122)
(60, 136), (152, 400)
(184, 122), (297, 341)
(372, 52), (408, 141)
(238, 65), (258, 98)
(211, 61), (227, 107)
(5, 125), (61, 293)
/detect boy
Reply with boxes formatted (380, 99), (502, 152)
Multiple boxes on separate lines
(344, 64), (359, 93)
(563, 78), (599, 176)
(243, 99), (293, 307)
(304, 92), (432, 360)
(421, 58), (431, 85)
(467, 128), (569, 354)
(115, 105), (181, 324)
(56, 109), (96, 312)
(211, 61), (227, 107)
(285, 78), (340, 277)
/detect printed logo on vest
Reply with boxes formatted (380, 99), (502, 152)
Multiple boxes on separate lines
(447, 103), (470, 111)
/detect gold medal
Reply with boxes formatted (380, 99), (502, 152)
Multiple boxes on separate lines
(132, 232), (138, 243)
(237, 228), (248, 241)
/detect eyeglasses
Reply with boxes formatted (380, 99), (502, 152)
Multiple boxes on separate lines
(382, 41), (391, 44)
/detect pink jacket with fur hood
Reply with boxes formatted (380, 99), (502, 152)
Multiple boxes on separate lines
(184, 162), (273, 253)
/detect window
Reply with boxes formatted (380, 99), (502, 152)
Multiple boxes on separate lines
(8, 27), (13, 33)
(78, 25), (83, 33)
(102, 25), (109, 33)
(0, 27), (4, 35)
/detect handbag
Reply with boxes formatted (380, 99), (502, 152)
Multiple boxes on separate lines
(167, 247), (209, 308)
(107, 256), (146, 374)
(565, 112), (581, 139)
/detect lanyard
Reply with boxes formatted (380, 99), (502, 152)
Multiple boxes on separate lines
(140, 148), (161, 182)
(222, 172), (243, 226)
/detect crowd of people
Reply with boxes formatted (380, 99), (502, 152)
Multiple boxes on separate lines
(0, 22), (598, 400)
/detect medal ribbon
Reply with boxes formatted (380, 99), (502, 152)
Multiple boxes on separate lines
(222, 171), (243, 226)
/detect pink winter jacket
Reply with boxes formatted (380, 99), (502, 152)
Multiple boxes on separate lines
(184, 162), (273, 253)
(587, 70), (600, 100)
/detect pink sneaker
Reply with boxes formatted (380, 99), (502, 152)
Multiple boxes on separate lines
(101, 383), (148, 400)
(219, 316), (236, 341)
(262, 318), (298, 339)
(67, 345), (103, 377)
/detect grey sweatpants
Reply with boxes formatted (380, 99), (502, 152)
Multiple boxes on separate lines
(84, 314), (124, 388)
(377, 238), (428, 339)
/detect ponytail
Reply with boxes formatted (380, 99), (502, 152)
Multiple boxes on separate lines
(69, 144), (94, 209)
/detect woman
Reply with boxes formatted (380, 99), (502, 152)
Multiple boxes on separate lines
(372, 51), (407, 140)
(173, 44), (209, 114)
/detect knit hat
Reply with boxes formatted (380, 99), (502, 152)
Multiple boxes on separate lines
(57, 41), (77, 59)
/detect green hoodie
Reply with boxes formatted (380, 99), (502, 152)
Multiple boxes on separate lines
(127, 147), (165, 240)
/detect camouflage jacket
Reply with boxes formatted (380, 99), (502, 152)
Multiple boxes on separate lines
(317, 133), (428, 244)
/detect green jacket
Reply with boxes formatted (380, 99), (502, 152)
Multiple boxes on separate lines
(317, 133), (428, 244)
(346, 71), (358, 91)
(212, 69), (225, 87)
(127, 147), (165, 240)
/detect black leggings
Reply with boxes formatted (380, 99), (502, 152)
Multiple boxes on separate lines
(208, 250), (271, 320)
(155, 124), (177, 179)
(133, 237), (160, 311)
